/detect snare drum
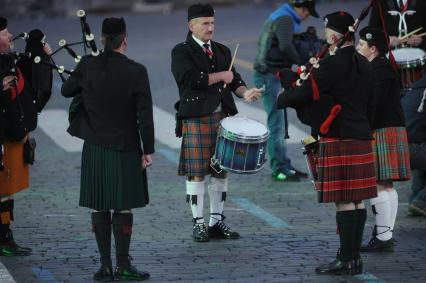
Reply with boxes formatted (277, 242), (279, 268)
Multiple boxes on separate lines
(211, 117), (269, 174)
(302, 136), (319, 182)
(391, 47), (426, 92)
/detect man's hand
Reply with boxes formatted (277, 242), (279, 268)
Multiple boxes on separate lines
(243, 87), (262, 102)
(2, 75), (16, 91)
(407, 35), (423, 47)
(389, 36), (401, 47)
(221, 71), (234, 84)
(141, 154), (153, 169)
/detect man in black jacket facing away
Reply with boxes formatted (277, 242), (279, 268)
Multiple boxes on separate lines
(171, 4), (262, 243)
(62, 17), (154, 281)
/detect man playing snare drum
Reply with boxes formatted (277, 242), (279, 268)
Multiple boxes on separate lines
(171, 3), (262, 242)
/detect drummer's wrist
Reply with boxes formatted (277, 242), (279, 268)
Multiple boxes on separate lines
(235, 86), (246, 98)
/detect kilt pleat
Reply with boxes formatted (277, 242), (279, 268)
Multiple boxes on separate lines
(373, 127), (411, 182)
(0, 141), (29, 196)
(316, 138), (377, 203)
(178, 112), (224, 177)
(80, 142), (148, 210)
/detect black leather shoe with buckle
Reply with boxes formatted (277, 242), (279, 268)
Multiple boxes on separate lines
(192, 218), (209, 242)
(94, 265), (114, 282)
(315, 258), (357, 275)
(360, 237), (394, 252)
(208, 213), (240, 239)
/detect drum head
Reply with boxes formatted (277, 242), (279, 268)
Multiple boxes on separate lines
(220, 116), (268, 139)
(390, 48), (426, 65)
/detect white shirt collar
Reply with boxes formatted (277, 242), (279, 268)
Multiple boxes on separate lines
(192, 35), (211, 49)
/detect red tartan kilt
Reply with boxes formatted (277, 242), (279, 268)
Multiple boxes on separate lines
(178, 112), (225, 177)
(315, 138), (377, 203)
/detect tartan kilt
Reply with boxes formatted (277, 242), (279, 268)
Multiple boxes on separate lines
(315, 138), (377, 203)
(178, 112), (225, 177)
(79, 142), (149, 210)
(373, 127), (411, 182)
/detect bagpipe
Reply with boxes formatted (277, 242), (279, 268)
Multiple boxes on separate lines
(279, 0), (376, 138)
(11, 9), (100, 84)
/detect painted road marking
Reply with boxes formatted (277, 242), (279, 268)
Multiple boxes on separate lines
(0, 262), (15, 283)
(38, 104), (307, 152)
(32, 267), (59, 282)
(38, 109), (83, 152)
(231, 197), (291, 228)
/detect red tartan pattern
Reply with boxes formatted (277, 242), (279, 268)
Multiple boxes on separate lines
(178, 112), (225, 177)
(315, 138), (377, 203)
(373, 127), (411, 182)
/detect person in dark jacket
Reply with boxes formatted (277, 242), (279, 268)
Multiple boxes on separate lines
(61, 17), (154, 281)
(356, 27), (411, 252)
(402, 75), (426, 216)
(253, 0), (319, 182)
(369, 0), (426, 50)
(277, 12), (377, 275)
(171, 4), (262, 243)
(0, 16), (50, 256)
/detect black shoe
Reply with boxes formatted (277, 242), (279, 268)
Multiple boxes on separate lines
(114, 265), (150, 281)
(208, 221), (240, 240)
(0, 230), (32, 256)
(315, 258), (356, 275)
(193, 223), (209, 242)
(0, 242), (32, 256)
(94, 265), (114, 282)
(360, 237), (394, 252)
(292, 168), (308, 178)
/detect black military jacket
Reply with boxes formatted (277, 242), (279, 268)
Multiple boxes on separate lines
(370, 56), (405, 130)
(61, 51), (155, 154)
(0, 54), (38, 141)
(277, 46), (375, 140)
(369, 0), (426, 51)
(171, 33), (246, 118)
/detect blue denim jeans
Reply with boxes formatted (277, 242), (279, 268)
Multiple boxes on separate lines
(409, 142), (426, 203)
(253, 71), (292, 174)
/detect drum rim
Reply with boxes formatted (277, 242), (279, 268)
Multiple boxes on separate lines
(218, 162), (267, 174)
(218, 126), (269, 143)
(218, 116), (269, 143)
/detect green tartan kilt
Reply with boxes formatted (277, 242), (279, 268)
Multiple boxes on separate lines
(79, 142), (149, 210)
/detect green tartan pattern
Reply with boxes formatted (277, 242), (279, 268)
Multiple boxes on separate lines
(373, 127), (411, 182)
(79, 142), (149, 210)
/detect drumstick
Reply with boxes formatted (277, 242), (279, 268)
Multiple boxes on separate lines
(399, 32), (426, 43)
(399, 27), (423, 40)
(223, 43), (239, 88)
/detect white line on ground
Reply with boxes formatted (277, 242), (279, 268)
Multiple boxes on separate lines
(38, 110), (83, 152)
(38, 104), (307, 152)
(0, 262), (16, 283)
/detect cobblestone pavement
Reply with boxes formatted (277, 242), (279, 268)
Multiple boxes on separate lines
(1, 1), (425, 282)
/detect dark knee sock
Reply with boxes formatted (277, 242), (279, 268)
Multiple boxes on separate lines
(91, 211), (112, 267)
(112, 212), (133, 268)
(336, 210), (357, 262)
